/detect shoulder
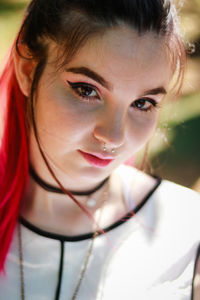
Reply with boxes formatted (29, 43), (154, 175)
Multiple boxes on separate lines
(146, 179), (200, 247)
(156, 179), (200, 213)
(114, 164), (200, 229)
(115, 163), (200, 205)
(105, 168), (200, 299)
(156, 179), (200, 227)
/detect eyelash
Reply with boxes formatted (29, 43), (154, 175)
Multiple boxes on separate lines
(67, 81), (159, 112)
(67, 81), (100, 103)
(131, 98), (158, 112)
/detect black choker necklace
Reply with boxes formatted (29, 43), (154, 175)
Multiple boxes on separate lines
(29, 165), (109, 196)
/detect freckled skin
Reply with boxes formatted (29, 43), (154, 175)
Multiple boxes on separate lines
(30, 25), (171, 191)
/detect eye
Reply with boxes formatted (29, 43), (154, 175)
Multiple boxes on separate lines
(132, 98), (157, 112)
(67, 81), (100, 102)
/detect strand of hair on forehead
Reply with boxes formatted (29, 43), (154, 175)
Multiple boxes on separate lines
(29, 69), (106, 234)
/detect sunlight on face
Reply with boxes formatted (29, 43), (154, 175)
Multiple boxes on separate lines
(30, 25), (172, 189)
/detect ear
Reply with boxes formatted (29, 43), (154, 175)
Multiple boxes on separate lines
(13, 44), (37, 97)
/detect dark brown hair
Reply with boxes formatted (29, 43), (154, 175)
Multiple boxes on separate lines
(17, 0), (185, 91)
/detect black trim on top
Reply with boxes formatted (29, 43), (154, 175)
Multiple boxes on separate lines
(19, 177), (162, 242)
(191, 243), (200, 300)
(55, 241), (64, 300)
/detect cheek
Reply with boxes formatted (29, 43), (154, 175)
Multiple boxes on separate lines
(34, 84), (92, 150)
(127, 113), (158, 150)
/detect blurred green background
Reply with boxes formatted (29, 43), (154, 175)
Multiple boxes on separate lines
(0, 0), (199, 191)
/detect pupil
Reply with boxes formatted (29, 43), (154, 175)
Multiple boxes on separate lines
(82, 87), (92, 96)
(137, 100), (145, 108)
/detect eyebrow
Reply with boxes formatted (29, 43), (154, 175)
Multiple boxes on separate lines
(66, 67), (112, 90)
(142, 87), (167, 96)
(66, 66), (167, 96)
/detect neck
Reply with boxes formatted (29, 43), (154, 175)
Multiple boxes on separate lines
(29, 165), (109, 196)
(20, 167), (128, 236)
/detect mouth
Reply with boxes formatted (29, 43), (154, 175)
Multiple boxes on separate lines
(78, 150), (114, 168)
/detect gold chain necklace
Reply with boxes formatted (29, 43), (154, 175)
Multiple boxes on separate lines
(17, 186), (108, 300)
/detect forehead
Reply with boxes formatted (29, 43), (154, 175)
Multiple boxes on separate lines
(51, 25), (172, 91)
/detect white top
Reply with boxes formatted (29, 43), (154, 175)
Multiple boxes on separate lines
(0, 166), (200, 300)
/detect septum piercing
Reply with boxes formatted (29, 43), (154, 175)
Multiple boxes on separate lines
(103, 143), (107, 152)
(103, 143), (116, 153)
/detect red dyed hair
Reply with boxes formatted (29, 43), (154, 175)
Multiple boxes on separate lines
(0, 49), (103, 273)
(0, 48), (29, 272)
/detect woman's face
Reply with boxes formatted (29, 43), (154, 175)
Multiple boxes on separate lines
(30, 26), (172, 189)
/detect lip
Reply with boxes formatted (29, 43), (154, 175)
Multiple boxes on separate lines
(78, 150), (114, 168)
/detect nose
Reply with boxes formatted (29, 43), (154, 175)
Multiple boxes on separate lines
(93, 109), (125, 150)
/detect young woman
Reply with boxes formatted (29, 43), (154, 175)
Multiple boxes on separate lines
(0, 1), (199, 299)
